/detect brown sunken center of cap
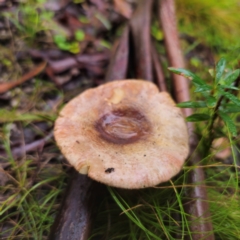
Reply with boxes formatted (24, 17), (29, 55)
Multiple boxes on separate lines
(95, 108), (150, 144)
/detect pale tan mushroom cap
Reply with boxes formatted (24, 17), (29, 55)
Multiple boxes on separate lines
(54, 80), (189, 189)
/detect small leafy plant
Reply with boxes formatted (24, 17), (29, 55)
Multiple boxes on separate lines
(54, 30), (85, 54)
(2, 0), (55, 40)
(169, 58), (240, 140)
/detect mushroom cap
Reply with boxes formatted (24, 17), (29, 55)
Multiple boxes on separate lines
(54, 80), (189, 189)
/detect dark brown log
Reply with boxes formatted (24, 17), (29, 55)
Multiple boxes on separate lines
(48, 170), (103, 240)
(129, 0), (154, 81)
(158, 0), (214, 239)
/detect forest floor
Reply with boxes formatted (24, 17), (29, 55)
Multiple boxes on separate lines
(0, 0), (240, 239)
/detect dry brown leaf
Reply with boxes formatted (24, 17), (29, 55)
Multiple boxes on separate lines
(114, 0), (133, 19)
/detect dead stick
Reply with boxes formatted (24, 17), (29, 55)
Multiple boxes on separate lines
(0, 133), (53, 159)
(151, 44), (167, 91)
(158, 0), (214, 239)
(129, 0), (154, 81)
(0, 62), (46, 94)
(105, 25), (130, 81)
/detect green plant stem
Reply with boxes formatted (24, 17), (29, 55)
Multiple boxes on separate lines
(203, 74), (240, 155)
(203, 95), (225, 154)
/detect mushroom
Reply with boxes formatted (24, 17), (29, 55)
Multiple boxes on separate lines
(54, 80), (189, 189)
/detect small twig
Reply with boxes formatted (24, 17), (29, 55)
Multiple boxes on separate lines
(105, 25), (130, 81)
(14, 133), (53, 157)
(0, 133), (53, 159)
(0, 62), (47, 94)
(151, 44), (167, 91)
